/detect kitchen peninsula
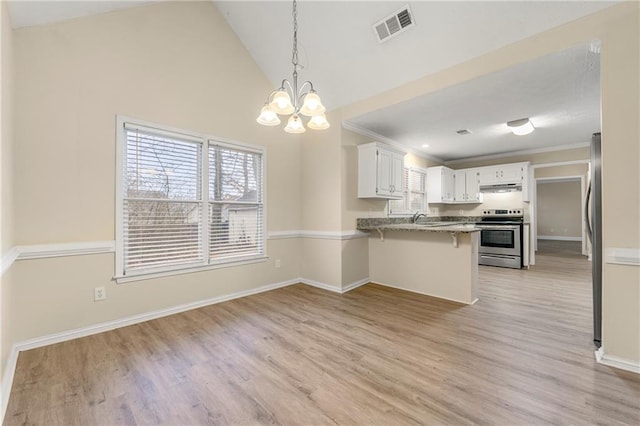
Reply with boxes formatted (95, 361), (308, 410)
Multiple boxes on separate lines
(357, 218), (480, 304)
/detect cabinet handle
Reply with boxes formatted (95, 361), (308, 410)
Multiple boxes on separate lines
(501, 171), (504, 177)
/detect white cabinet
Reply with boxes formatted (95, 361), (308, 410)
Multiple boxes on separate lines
(478, 163), (525, 185)
(357, 142), (405, 199)
(454, 169), (481, 202)
(427, 166), (455, 203)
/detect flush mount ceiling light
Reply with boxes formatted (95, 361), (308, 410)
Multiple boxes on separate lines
(507, 118), (535, 136)
(256, 0), (329, 133)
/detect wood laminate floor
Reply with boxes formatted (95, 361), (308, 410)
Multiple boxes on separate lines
(5, 253), (640, 425)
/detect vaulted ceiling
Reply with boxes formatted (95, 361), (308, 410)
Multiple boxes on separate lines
(8, 0), (616, 160)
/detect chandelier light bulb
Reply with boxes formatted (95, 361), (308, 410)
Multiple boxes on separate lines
(284, 114), (306, 134)
(270, 90), (295, 115)
(299, 91), (326, 117)
(256, 104), (281, 126)
(307, 113), (330, 130)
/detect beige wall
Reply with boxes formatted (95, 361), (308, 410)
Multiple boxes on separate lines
(8, 2), (302, 351)
(342, 2), (640, 363)
(537, 181), (583, 238)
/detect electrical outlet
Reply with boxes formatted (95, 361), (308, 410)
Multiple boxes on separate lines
(275, 259), (281, 268)
(94, 286), (106, 301)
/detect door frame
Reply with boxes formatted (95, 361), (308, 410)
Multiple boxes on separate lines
(528, 160), (590, 264)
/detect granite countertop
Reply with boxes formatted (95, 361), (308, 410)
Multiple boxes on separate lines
(357, 218), (480, 233)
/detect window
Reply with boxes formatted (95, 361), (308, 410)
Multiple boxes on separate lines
(388, 166), (427, 215)
(116, 118), (264, 280)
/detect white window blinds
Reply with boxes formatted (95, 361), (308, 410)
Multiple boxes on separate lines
(118, 121), (264, 277)
(388, 167), (427, 215)
(209, 144), (264, 262)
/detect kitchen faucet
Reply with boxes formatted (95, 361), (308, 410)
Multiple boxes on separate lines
(412, 211), (426, 223)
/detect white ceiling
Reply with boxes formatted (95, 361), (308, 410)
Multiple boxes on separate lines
(345, 42), (601, 161)
(8, 1), (611, 161)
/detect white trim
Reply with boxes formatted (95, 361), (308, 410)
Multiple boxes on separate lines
(595, 347), (640, 374)
(341, 121), (444, 163)
(537, 236), (582, 241)
(16, 241), (116, 260)
(536, 176), (581, 184)
(267, 230), (302, 240)
(370, 280), (476, 305)
(1, 247), (19, 275)
(605, 248), (640, 266)
(341, 278), (370, 293)
(300, 278), (342, 293)
(445, 142), (590, 166)
(1, 345), (18, 423)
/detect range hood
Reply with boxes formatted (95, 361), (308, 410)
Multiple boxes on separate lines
(479, 182), (522, 193)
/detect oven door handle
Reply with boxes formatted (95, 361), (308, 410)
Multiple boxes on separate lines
(477, 226), (519, 230)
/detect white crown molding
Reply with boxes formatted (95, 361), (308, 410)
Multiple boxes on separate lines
(341, 121), (444, 163)
(595, 347), (640, 374)
(0, 247), (20, 276)
(444, 142), (590, 166)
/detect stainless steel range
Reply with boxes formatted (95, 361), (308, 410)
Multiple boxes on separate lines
(476, 209), (524, 269)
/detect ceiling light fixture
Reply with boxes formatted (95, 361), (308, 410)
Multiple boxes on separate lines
(507, 118), (535, 136)
(256, 0), (329, 133)
(421, 144), (430, 148)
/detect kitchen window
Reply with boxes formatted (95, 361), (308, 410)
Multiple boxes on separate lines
(388, 166), (427, 216)
(115, 118), (265, 282)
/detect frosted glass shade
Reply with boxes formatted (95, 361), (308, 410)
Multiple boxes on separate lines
(299, 91), (326, 117)
(507, 118), (535, 136)
(256, 104), (281, 126)
(284, 114), (306, 133)
(269, 90), (295, 115)
(307, 113), (330, 130)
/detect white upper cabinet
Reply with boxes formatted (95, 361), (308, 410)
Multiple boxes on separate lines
(454, 169), (481, 203)
(358, 142), (405, 199)
(427, 166), (456, 203)
(478, 163), (525, 185)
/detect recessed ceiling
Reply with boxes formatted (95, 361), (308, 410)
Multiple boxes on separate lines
(344, 42), (601, 162)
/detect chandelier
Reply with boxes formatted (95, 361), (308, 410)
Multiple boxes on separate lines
(256, 0), (330, 133)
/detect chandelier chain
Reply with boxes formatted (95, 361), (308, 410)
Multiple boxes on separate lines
(291, 0), (298, 68)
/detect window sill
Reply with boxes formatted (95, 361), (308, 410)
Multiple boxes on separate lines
(114, 256), (268, 284)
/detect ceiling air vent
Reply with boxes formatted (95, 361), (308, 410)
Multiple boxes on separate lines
(456, 129), (472, 135)
(373, 5), (415, 43)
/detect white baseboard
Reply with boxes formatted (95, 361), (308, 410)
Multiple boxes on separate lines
(300, 277), (370, 294)
(595, 347), (640, 374)
(1, 345), (18, 423)
(342, 278), (369, 293)
(538, 236), (582, 242)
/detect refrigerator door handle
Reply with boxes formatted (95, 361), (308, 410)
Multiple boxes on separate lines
(585, 182), (593, 243)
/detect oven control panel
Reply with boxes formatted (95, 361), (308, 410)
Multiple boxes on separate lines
(482, 209), (523, 216)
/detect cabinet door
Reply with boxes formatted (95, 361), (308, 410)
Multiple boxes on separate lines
(391, 152), (404, 197)
(443, 167), (455, 202)
(498, 164), (523, 183)
(478, 167), (501, 185)
(454, 170), (466, 201)
(466, 170), (480, 201)
(376, 149), (393, 196)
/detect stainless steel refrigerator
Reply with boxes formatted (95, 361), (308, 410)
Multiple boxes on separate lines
(585, 132), (602, 347)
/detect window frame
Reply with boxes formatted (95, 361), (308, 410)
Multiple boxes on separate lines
(115, 116), (267, 283)
(388, 166), (428, 217)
